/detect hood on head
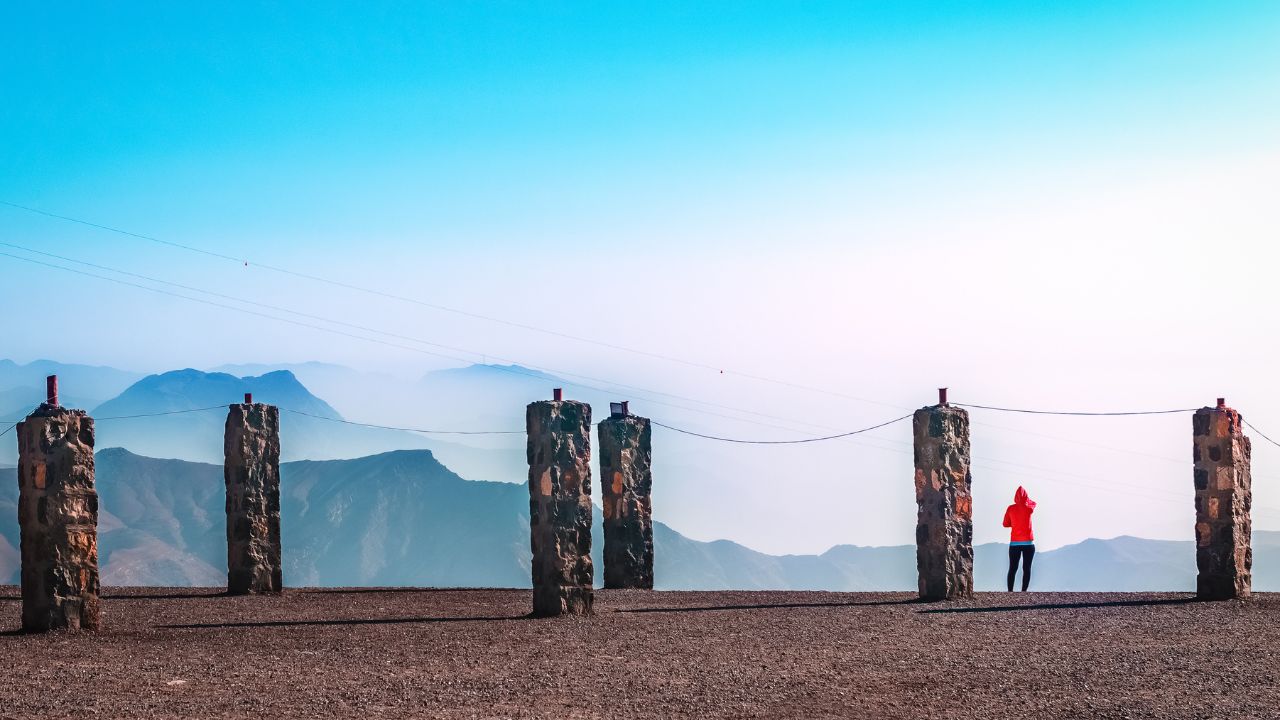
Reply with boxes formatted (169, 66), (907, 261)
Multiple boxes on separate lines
(1014, 486), (1036, 509)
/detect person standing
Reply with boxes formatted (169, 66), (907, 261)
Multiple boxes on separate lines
(1003, 486), (1037, 592)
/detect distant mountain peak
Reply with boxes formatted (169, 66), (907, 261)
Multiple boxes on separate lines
(290, 447), (449, 473)
(71, 368), (443, 466)
(96, 446), (138, 460)
(423, 364), (564, 384)
(0, 358), (142, 408)
(98, 367), (337, 414)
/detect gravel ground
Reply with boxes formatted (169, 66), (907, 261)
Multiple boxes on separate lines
(0, 587), (1277, 719)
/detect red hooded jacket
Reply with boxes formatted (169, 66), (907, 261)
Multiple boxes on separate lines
(1002, 486), (1036, 543)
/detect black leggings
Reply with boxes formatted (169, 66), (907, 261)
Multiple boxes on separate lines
(1007, 545), (1035, 592)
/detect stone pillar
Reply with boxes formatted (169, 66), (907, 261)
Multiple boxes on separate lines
(224, 400), (283, 594)
(526, 394), (593, 616)
(16, 404), (100, 631)
(1193, 400), (1252, 600)
(912, 397), (973, 601)
(599, 406), (653, 589)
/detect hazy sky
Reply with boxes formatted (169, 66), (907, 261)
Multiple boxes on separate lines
(2, 2), (1278, 554)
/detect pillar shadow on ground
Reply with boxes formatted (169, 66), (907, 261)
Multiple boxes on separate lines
(159, 614), (529, 630)
(618, 598), (923, 614)
(917, 596), (1198, 615)
(102, 591), (228, 601)
(295, 587), (518, 596)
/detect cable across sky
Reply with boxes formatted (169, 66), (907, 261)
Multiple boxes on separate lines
(3, 203), (1279, 461)
(0, 248), (875, 441)
(955, 403), (1200, 416)
(1245, 419), (1280, 450)
(12, 197), (1273, 484)
(6, 201), (1268, 465)
(650, 414), (913, 444)
(0, 200), (902, 410)
(0, 250), (851, 439)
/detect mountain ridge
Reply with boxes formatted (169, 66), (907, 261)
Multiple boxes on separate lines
(79, 368), (435, 464)
(2, 447), (1276, 591)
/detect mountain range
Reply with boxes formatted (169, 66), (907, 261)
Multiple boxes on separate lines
(2, 446), (1277, 591)
(2, 358), (1273, 592)
(0, 366), (505, 473)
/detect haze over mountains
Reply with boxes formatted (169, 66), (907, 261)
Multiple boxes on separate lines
(0, 359), (142, 431)
(2, 357), (1273, 591)
(0, 363), (534, 477)
(91, 368), (434, 464)
(3, 447), (1278, 591)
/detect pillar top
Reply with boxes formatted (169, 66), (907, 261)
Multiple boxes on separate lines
(1199, 398), (1236, 414)
(27, 404), (87, 419)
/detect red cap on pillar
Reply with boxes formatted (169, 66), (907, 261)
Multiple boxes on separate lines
(46, 375), (58, 407)
(1217, 397), (1226, 410)
(244, 393), (253, 405)
(553, 388), (563, 402)
(938, 387), (948, 407)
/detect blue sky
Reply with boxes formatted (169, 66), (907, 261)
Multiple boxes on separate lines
(4, 1), (1277, 252)
(1, 2), (1278, 553)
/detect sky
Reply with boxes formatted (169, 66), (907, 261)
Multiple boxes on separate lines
(2, 1), (1279, 555)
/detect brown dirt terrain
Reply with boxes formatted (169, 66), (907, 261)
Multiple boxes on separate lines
(1, 587), (1277, 719)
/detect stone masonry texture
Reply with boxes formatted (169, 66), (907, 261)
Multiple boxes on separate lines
(912, 404), (974, 600)
(16, 404), (101, 631)
(224, 403), (283, 594)
(1192, 405), (1252, 600)
(527, 399), (594, 616)
(599, 414), (654, 589)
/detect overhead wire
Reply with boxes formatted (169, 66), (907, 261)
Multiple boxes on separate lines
(4, 204), (1249, 463)
(6, 202), (1277, 471)
(4, 246), (1276, 479)
(5, 239), (758, 424)
(0, 248), (856, 438)
(649, 413), (913, 444)
(0, 249), (933, 451)
(3, 204), (1279, 492)
(0, 249), (922, 445)
(3, 405), (236, 425)
(0, 404), (43, 439)
(1244, 419), (1280, 450)
(0, 200), (902, 410)
(959, 407), (1280, 479)
(956, 403), (1198, 416)
(95, 405), (227, 421)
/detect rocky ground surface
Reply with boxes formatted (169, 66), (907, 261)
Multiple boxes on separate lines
(1, 587), (1277, 719)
